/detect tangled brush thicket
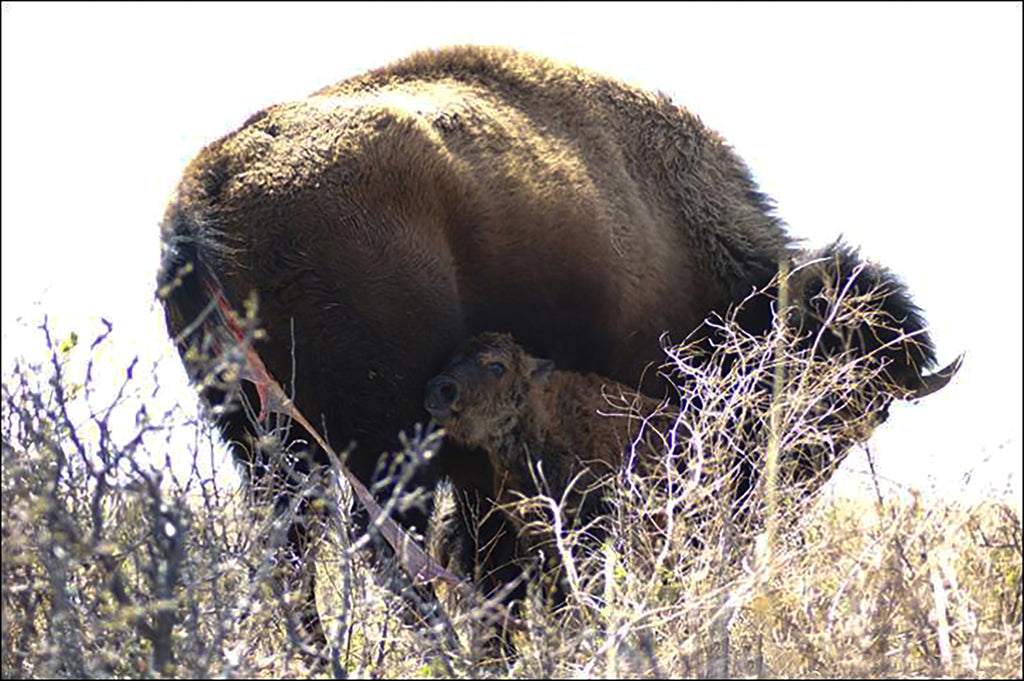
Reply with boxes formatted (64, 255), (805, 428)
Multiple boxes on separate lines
(2, 278), (1019, 678)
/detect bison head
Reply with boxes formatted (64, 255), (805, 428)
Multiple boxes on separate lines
(425, 332), (554, 452)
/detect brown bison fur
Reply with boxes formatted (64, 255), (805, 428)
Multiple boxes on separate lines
(157, 46), (956, 653)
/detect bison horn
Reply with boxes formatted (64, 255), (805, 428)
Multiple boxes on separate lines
(903, 353), (964, 400)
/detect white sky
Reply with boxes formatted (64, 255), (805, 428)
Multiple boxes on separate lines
(2, 2), (1021, 506)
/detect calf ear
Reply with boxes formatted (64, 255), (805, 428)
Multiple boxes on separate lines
(530, 358), (555, 385)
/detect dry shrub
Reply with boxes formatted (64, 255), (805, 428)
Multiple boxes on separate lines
(0, 318), (351, 678)
(2, 269), (1018, 679)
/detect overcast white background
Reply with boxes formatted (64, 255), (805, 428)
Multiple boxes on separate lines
(2, 2), (1020, 506)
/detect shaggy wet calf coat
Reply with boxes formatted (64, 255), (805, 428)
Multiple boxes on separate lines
(425, 332), (678, 581)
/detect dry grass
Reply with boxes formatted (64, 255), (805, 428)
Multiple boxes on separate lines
(2, 288), (1020, 678)
(448, 491), (1020, 678)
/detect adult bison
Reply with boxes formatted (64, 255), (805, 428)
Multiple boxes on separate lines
(157, 46), (954, 653)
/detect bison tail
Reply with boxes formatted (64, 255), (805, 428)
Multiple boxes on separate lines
(157, 209), (279, 492)
(157, 207), (240, 372)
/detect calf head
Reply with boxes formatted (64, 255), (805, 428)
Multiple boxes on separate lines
(425, 332), (554, 452)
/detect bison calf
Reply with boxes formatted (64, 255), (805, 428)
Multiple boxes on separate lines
(425, 332), (677, 593)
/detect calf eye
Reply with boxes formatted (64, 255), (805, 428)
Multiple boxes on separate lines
(487, 361), (506, 377)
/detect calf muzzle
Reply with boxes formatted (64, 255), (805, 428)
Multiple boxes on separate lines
(425, 375), (460, 422)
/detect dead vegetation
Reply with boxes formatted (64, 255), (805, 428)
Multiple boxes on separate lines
(2, 281), (1019, 678)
